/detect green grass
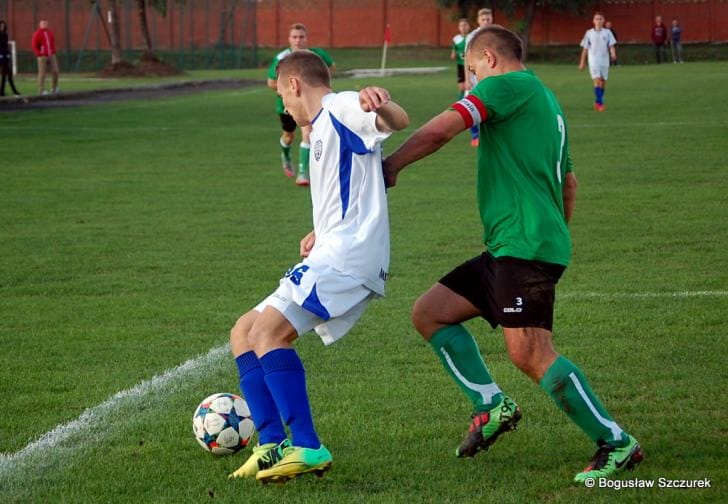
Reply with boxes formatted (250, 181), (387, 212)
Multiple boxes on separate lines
(1, 62), (727, 502)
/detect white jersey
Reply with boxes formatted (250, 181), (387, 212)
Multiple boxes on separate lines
(581, 28), (616, 67)
(306, 91), (392, 295)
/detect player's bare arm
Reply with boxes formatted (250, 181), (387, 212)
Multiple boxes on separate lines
(579, 48), (588, 70)
(563, 172), (578, 223)
(300, 231), (315, 258)
(267, 78), (277, 91)
(383, 109), (465, 188)
(358, 87), (409, 133)
(610, 46), (617, 62)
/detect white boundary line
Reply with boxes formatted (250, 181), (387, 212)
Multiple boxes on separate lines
(1, 289), (726, 478)
(0, 344), (229, 479)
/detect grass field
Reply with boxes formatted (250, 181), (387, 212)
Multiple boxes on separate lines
(1, 62), (726, 503)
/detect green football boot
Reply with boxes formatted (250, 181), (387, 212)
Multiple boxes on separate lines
(228, 439), (291, 479)
(456, 395), (522, 458)
(256, 444), (332, 484)
(574, 435), (643, 484)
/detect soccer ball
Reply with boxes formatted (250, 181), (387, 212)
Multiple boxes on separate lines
(192, 392), (255, 455)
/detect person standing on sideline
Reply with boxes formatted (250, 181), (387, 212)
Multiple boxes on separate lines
(267, 23), (335, 186)
(451, 18), (478, 146)
(383, 24), (642, 485)
(651, 15), (668, 64)
(228, 50), (408, 483)
(462, 7), (494, 147)
(0, 20), (21, 96)
(31, 19), (60, 95)
(579, 12), (617, 112)
(604, 20), (619, 66)
(670, 19), (684, 63)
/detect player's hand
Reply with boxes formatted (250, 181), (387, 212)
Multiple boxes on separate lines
(359, 87), (391, 112)
(300, 231), (315, 258)
(578, 62), (585, 70)
(382, 158), (398, 189)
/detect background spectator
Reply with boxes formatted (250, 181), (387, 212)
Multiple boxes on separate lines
(651, 15), (668, 64)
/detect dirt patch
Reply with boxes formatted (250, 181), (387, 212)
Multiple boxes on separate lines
(98, 52), (185, 78)
(0, 79), (262, 112)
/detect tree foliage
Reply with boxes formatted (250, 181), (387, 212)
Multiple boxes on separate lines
(136, 0), (186, 57)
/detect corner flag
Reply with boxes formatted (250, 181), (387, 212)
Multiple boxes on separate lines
(380, 24), (391, 75)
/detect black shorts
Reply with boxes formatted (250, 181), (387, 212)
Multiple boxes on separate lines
(439, 252), (565, 331)
(279, 113), (297, 133)
(456, 64), (465, 84)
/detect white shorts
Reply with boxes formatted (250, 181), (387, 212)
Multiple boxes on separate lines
(589, 65), (609, 80)
(254, 262), (377, 345)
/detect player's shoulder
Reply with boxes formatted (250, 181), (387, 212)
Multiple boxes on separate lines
(327, 91), (359, 111)
(310, 47), (334, 63)
(453, 34), (465, 44)
(274, 48), (291, 61)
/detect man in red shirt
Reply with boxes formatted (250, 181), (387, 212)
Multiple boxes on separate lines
(31, 19), (60, 94)
(651, 15), (668, 64)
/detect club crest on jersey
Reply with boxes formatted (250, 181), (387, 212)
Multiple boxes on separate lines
(314, 140), (323, 161)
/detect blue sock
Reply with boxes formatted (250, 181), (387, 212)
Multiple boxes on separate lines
(470, 125), (479, 140)
(235, 351), (287, 445)
(260, 348), (321, 449)
(594, 86), (604, 105)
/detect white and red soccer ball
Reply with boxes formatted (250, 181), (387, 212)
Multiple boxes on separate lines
(192, 393), (255, 455)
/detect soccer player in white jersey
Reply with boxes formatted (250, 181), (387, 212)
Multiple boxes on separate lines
(228, 50), (408, 484)
(579, 12), (617, 112)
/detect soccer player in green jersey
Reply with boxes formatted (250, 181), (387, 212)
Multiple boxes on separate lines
(383, 25), (643, 484)
(267, 23), (335, 186)
(451, 18), (478, 147)
(451, 18), (470, 100)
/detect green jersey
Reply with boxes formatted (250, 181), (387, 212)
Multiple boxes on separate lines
(452, 34), (466, 65)
(451, 70), (573, 266)
(267, 47), (335, 114)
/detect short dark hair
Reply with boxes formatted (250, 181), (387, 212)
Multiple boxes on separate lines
(467, 24), (523, 62)
(290, 23), (307, 33)
(277, 50), (331, 88)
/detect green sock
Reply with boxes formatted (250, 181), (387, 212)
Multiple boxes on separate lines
(298, 142), (310, 175)
(430, 325), (503, 412)
(540, 356), (628, 446)
(280, 138), (292, 162)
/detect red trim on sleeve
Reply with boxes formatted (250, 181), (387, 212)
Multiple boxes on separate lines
(465, 94), (488, 122)
(452, 102), (474, 129)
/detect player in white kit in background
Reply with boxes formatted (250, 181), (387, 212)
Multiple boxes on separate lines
(579, 12), (617, 112)
(228, 50), (409, 484)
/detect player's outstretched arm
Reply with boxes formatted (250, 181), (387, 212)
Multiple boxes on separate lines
(359, 87), (409, 133)
(383, 110), (465, 188)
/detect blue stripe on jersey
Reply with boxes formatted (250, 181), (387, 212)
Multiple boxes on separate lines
(329, 112), (369, 219)
(302, 284), (331, 321)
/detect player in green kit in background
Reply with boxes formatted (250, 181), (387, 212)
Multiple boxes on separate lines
(451, 18), (470, 100)
(450, 18), (478, 146)
(383, 25), (643, 485)
(267, 23), (335, 186)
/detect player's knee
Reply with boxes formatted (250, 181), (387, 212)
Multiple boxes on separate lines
(411, 297), (435, 339)
(281, 131), (295, 145)
(230, 312), (256, 355)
